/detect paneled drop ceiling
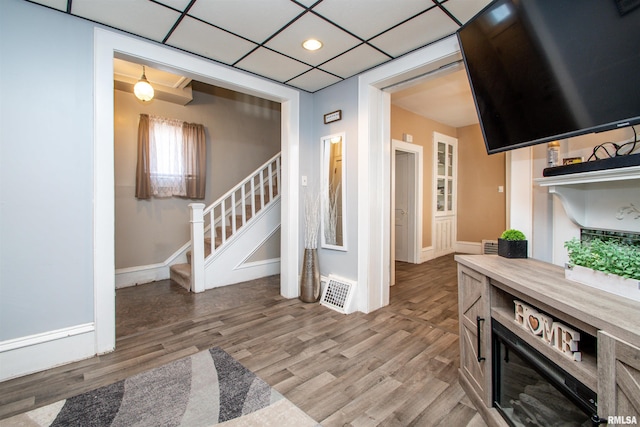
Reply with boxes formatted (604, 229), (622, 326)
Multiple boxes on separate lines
(26, 0), (491, 94)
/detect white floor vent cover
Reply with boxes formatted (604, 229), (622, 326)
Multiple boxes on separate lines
(320, 275), (356, 314)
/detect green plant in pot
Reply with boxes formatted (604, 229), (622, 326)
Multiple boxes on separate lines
(498, 229), (528, 258)
(564, 237), (640, 281)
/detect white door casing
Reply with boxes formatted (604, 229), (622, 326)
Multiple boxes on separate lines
(94, 28), (300, 354)
(358, 35), (461, 312)
(391, 139), (423, 286)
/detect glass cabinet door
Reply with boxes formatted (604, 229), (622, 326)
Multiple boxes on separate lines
(437, 178), (445, 212)
(435, 139), (455, 216)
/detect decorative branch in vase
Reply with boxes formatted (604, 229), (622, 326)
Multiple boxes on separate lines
(323, 179), (340, 246)
(303, 189), (320, 249)
(300, 188), (321, 302)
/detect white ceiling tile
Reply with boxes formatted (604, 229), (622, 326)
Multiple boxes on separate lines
(313, 0), (434, 40)
(320, 44), (390, 79)
(295, 0), (318, 7)
(167, 16), (257, 64)
(27, 0), (474, 94)
(266, 12), (361, 67)
(71, 0), (180, 41)
(189, 0), (304, 44)
(440, 0), (493, 25)
(287, 69), (342, 92)
(27, 0), (67, 12)
(369, 7), (459, 57)
(236, 48), (311, 83)
(153, 0), (193, 12)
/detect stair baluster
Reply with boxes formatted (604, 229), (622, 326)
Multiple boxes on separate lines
(175, 153), (281, 292)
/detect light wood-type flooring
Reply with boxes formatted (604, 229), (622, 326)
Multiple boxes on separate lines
(0, 254), (487, 426)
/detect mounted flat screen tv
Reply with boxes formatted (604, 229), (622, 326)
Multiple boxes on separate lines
(457, 0), (640, 154)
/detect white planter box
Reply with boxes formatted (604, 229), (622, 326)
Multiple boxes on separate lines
(565, 264), (640, 303)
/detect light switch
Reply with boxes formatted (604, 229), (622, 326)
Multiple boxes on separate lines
(302, 176), (307, 186)
(498, 186), (504, 193)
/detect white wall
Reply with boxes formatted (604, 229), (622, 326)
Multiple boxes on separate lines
(0, 0), (95, 341)
(530, 127), (637, 264)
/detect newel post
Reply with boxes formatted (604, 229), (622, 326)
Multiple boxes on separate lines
(189, 203), (206, 293)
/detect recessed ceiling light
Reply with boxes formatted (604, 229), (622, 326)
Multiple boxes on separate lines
(302, 39), (322, 51)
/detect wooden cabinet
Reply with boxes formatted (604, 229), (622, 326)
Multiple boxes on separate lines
(458, 265), (492, 406)
(455, 255), (640, 427)
(598, 331), (640, 423)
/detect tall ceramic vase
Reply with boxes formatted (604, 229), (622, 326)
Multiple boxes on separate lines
(300, 248), (320, 302)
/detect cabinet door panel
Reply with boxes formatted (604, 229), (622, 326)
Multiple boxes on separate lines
(598, 331), (640, 421)
(458, 265), (492, 406)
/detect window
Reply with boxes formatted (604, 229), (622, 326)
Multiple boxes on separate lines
(136, 114), (206, 200)
(149, 116), (186, 197)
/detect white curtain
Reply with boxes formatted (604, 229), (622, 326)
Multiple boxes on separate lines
(149, 116), (187, 197)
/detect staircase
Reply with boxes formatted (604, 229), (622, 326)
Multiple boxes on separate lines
(170, 153), (281, 292)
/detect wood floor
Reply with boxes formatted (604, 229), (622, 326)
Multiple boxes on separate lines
(0, 254), (487, 426)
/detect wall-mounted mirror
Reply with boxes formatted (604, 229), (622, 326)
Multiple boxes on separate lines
(321, 132), (346, 250)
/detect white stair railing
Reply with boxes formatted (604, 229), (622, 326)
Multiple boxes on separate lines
(188, 153), (281, 292)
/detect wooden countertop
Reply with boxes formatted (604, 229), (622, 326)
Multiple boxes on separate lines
(455, 254), (640, 348)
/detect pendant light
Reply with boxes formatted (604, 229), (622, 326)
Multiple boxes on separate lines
(134, 66), (154, 102)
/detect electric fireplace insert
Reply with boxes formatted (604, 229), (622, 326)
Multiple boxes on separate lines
(492, 320), (598, 426)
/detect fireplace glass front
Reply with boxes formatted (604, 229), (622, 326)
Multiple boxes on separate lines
(492, 320), (597, 427)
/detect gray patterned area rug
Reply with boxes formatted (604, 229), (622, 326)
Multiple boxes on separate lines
(2, 347), (318, 427)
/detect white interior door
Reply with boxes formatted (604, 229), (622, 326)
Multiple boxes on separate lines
(395, 152), (409, 262)
(390, 140), (423, 286)
(433, 132), (457, 258)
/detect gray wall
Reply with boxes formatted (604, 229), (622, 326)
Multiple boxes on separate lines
(114, 85), (281, 269)
(297, 91), (316, 275)
(311, 78), (359, 281)
(0, 0), (95, 340)
(0, 0), (354, 346)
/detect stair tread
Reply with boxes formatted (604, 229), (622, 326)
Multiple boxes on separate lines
(169, 263), (191, 291)
(170, 263), (190, 276)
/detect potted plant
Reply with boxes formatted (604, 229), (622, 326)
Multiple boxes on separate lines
(564, 237), (640, 302)
(498, 229), (528, 258)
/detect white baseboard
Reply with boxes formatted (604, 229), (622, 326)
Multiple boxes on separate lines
(237, 257), (281, 271)
(0, 324), (97, 381)
(419, 242), (481, 261)
(420, 246), (435, 263)
(115, 263), (170, 288)
(115, 244), (189, 288)
(455, 241), (482, 254)
(206, 258), (281, 289)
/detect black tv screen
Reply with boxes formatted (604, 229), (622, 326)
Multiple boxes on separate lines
(457, 0), (640, 154)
